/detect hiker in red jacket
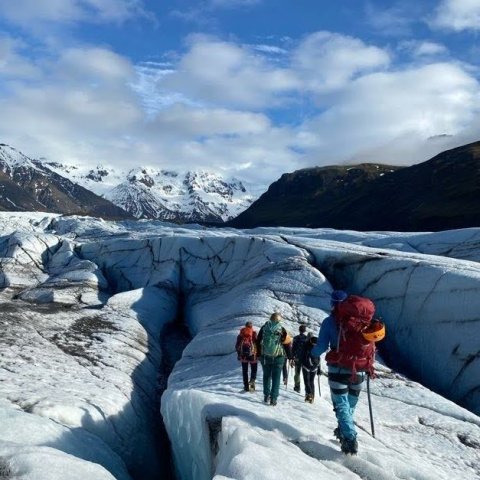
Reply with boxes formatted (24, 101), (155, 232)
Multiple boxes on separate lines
(235, 321), (258, 392)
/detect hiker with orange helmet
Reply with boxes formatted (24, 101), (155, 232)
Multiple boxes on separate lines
(311, 290), (385, 455)
(235, 321), (258, 392)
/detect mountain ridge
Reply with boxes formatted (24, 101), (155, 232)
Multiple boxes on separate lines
(0, 144), (132, 220)
(229, 140), (480, 231)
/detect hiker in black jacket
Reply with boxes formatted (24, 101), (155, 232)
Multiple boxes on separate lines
(290, 324), (309, 393)
(301, 335), (320, 403)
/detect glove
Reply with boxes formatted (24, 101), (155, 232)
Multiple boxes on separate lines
(289, 359), (295, 368)
(316, 367), (322, 376)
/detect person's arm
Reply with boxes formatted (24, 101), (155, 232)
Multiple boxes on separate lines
(280, 327), (287, 343)
(283, 340), (293, 360)
(292, 337), (298, 359)
(311, 316), (335, 357)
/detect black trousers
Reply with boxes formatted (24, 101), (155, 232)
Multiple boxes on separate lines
(302, 368), (316, 397)
(241, 362), (258, 389)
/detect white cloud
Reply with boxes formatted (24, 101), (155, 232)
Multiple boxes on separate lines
(58, 47), (135, 83)
(148, 104), (270, 137)
(432, 0), (480, 31)
(1, 30), (479, 187)
(0, 0), (149, 26)
(160, 36), (298, 109)
(364, 2), (419, 36)
(296, 63), (480, 166)
(292, 32), (390, 94)
(400, 40), (448, 57)
(155, 32), (390, 110)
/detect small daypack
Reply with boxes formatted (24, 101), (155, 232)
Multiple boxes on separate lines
(301, 339), (320, 372)
(325, 295), (377, 377)
(292, 333), (309, 360)
(237, 327), (256, 360)
(261, 321), (284, 357)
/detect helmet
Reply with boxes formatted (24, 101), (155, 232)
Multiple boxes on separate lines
(362, 321), (385, 342)
(331, 290), (348, 306)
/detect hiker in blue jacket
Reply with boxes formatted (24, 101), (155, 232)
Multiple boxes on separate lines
(311, 290), (364, 455)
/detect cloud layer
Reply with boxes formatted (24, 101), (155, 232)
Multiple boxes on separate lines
(0, 1), (479, 186)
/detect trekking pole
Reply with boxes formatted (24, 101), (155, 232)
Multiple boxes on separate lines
(317, 368), (322, 397)
(367, 374), (375, 438)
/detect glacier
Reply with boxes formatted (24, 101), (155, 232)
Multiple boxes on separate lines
(0, 212), (478, 479)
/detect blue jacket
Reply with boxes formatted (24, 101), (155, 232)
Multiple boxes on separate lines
(311, 315), (338, 358)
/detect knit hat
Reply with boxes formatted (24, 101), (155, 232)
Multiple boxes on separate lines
(331, 290), (348, 306)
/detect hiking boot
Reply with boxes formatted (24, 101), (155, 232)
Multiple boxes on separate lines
(304, 394), (313, 403)
(270, 399), (277, 406)
(293, 385), (300, 393)
(249, 381), (255, 392)
(264, 395), (270, 404)
(340, 437), (358, 455)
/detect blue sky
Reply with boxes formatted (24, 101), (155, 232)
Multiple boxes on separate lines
(0, 0), (479, 185)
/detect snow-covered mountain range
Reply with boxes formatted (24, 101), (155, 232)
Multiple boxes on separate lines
(46, 162), (261, 223)
(0, 144), (131, 219)
(0, 143), (262, 223)
(0, 212), (478, 480)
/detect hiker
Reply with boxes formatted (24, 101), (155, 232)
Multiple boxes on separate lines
(301, 335), (320, 403)
(235, 321), (258, 392)
(311, 290), (385, 455)
(256, 312), (290, 406)
(282, 334), (293, 387)
(291, 324), (309, 393)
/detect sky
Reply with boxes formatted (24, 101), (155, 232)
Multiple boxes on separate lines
(0, 0), (479, 185)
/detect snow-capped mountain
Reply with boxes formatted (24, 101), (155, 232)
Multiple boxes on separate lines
(0, 144), (131, 220)
(46, 162), (262, 223)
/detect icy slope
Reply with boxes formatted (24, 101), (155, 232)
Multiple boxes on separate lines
(0, 214), (478, 479)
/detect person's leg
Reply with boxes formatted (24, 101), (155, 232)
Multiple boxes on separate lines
(241, 362), (249, 390)
(262, 357), (273, 401)
(282, 358), (288, 385)
(248, 362), (258, 390)
(347, 372), (365, 414)
(328, 371), (357, 440)
(294, 362), (301, 391)
(250, 362), (258, 383)
(302, 368), (311, 397)
(309, 371), (316, 400)
(270, 356), (285, 404)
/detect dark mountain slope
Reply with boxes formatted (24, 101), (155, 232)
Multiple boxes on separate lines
(229, 163), (401, 229)
(0, 144), (132, 220)
(230, 141), (480, 232)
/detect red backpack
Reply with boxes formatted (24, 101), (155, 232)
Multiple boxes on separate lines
(236, 327), (257, 360)
(325, 295), (377, 377)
